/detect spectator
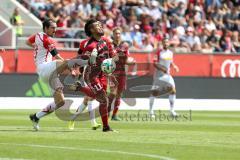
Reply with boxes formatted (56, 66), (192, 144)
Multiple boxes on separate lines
(10, 7), (24, 37)
(149, 1), (162, 21)
(121, 25), (133, 45)
(91, 0), (101, 17)
(184, 26), (201, 51)
(201, 42), (214, 53)
(141, 35), (154, 51)
(206, 29), (221, 52)
(20, 0), (239, 54)
(232, 31), (240, 53)
(78, 0), (92, 21)
(219, 30), (236, 53)
(173, 38), (191, 53)
(153, 27), (164, 48)
(131, 24), (143, 49)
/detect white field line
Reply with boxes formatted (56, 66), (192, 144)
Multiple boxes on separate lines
(0, 142), (176, 160)
(0, 158), (32, 160)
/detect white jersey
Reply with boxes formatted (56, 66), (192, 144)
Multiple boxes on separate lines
(155, 49), (173, 75)
(152, 49), (175, 89)
(28, 32), (56, 67)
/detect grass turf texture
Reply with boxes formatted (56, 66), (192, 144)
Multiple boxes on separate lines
(0, 110), (239, 160)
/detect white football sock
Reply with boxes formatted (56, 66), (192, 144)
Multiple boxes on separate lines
(36, 102), (56, 119)
(149, 95), (155, 114)
(169, 94), (176, 112)
(76, 102), (87, 113)
(88, 101), (97, 126)
(71, 102), (87, 120)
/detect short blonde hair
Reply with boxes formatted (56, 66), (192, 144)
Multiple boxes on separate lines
(113, 27), (122, 33)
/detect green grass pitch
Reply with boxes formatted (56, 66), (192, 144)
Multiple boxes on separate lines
(0, 110), (240, 160)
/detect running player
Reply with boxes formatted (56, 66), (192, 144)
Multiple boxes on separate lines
(149, 37), (179, 118)
(109, 27), (135, 121)
(27, 19), (96, 131)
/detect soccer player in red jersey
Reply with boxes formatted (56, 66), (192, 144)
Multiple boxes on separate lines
(69, 19), (118, 132)
(109, 27), (135, 121)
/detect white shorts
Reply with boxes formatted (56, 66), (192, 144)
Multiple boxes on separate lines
(36, 61), (63, 90)
(152, 73), (175, 91)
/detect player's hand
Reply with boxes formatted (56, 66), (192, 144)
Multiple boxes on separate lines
(89, 48), (98, 65)
(173, 65), (179, 72)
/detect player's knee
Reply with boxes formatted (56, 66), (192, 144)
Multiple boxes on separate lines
(166, 85), (174, 93)
(169, 88), (176, 94)
(98, 95), (108, 105)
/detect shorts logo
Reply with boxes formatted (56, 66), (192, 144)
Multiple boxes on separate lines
(221, 59), (240, 78)
(0, 55), (4, 73)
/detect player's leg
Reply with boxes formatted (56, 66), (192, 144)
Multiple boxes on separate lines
(29, 61), (65, 131)
(29, 81), (64, 131)
(111, 76), (125, 121)
(87, 99), (101, 130)
(68, 96), (88, 130)
(149, 77), (173, 118)
(94, 89), (113, 132)
(68, 96), (101, 130)
(168, 76), (177, 117)
(111, 93), (121, 121)
(29, 101), (56, 131)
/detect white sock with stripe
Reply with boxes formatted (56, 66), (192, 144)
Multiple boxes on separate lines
(36, 102), (56, 119)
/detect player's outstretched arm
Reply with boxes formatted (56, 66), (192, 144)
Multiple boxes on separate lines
(55, 54), (64, 61)
(171, 62), (179, 72)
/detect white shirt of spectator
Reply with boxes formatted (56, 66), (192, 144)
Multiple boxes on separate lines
(205, 21), (216, 32)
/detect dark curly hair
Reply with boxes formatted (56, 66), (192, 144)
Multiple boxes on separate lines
(42, 19), (55, 31)
(84, 19), (98, 37)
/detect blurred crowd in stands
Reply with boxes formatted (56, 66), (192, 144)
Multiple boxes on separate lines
(19, 0), (239, 53)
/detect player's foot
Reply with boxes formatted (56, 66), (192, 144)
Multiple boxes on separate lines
(29, 114), (40, 131)
(92, 123), (101, 130)
(149, 110), (155, 119)
(170, 111), (178, 118)
(111, 115), (121, 121)
(68, 120), (75, 130)
(102, 126), (114, 132)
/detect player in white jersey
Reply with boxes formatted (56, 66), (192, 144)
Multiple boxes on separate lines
(149, 38), (179, 118)
(26, 19), (97, 131)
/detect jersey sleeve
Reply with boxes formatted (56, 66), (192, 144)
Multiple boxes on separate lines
(78, 39), (86, 55)
(28, 34), (36, 44)
(43, 36), (56, 52)
(43, 35), (58, 56)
